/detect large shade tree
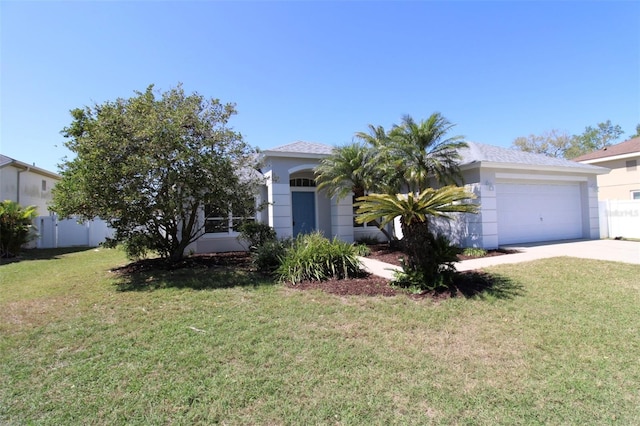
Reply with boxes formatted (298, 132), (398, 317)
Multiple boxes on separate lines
(51, 84), (262, 262)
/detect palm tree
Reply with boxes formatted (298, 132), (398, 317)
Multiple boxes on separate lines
(315, 142), (378, 200)
(355, 186), (479, 283)
(315, 141), (394, 241)
(387, 113), (468, 193)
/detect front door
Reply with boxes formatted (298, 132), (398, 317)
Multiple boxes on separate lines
(292, 192), (316, 236)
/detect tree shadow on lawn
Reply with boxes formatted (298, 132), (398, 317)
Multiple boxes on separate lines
(0, 246), (95, 265)
(112, 252), (275, 292)
(444, 270), (525, 300)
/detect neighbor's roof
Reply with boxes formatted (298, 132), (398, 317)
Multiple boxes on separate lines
(572, 137), (640, 162)
(458, 142), (608, 174)
(262, 141), (335, 159)
(0, 154), (61, 179)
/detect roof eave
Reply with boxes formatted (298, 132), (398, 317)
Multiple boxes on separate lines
(261, 150), (330, 160)
(460, 161), (610, 175)
(0, 159), (61, 180)
(577, 151), (640, 164)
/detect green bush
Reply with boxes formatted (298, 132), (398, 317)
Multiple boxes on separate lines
(252, 238), (292, 275)
(276, 232), (363, 284)
(393, 233), (461, 292)
(462, 247), (487, 258)
(237, 222), (277, 251)
(354, 243), (371, 257)
(0, 200), (38, 258)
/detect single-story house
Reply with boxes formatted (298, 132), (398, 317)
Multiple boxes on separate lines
(0, 154), (61, 216)
(572, 136), (640, 201)
(190, 141), (608, 253)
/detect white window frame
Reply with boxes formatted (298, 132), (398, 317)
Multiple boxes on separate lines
(204, 203), (256, 235)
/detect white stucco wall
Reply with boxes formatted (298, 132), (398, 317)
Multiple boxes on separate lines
(0, 165), (59, 215)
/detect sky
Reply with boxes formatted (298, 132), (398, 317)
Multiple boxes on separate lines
(1, 1), (639, 173)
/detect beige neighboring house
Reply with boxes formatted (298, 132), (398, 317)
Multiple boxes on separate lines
(573, 137), (640, 201)
(0, 154), (61, 215)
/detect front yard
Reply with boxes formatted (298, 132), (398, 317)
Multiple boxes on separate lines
(2, 248), (639, 424)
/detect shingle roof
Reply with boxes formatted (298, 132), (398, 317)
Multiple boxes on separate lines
(458, 141), (605, 171)
(265, 141), (334, 155)
(262, 140), (605, 173)
(572, 137), (640, 162)
(0, 154), (14, 167)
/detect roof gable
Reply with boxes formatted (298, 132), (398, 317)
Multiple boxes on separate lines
(572, 137), (640, 162)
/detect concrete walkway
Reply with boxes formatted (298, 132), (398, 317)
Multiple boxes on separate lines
(359, 239), (640, 279)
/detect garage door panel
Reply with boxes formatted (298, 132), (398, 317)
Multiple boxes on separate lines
(496, 182), (582, 245)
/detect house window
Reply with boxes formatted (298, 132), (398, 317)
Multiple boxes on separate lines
(204, 204), (255, 234)
(42, 180), (47, 191)
(290, 178), (316, 187)
(352, 195), (375, 227)
(626, 160), (637, 171)
(632, 191), (640, 200)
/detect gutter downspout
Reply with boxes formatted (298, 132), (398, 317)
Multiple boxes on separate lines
(15, 164), (32, 205)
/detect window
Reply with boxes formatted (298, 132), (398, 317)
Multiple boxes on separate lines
(42, 180), (47, 191)
(632, 191), (640, 200)
(626, 160), (637, 171)
(204, 204), (255, 234)
(290, 178), (316, 187)
(352, 194), (375, 227)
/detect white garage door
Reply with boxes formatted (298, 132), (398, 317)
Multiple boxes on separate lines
(496, 182), (583, 245)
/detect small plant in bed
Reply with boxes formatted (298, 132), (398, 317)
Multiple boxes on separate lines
(276, 232), (364, 284)
(461, 247), (488, 258)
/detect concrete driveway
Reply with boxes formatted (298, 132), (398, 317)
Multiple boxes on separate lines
(360, 239), (640, 279)
(456, 239), (640, 271)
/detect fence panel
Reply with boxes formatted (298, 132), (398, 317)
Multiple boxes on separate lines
(599, 200), (640, 239)
(36, 216), (113, 248)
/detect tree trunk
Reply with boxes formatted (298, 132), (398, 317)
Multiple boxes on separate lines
(401, 219), (438, 281)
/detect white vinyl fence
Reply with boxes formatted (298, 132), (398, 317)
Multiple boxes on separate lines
(599, 200), (640, 239)
(36, 215), (114, 249)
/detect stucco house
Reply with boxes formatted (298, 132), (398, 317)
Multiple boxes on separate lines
(572, 137), (640, 201)
(190, 141), (607, 253)
(0, 154), (60, 215)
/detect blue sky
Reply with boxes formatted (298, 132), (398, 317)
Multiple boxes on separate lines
(2, 1), (639, 173)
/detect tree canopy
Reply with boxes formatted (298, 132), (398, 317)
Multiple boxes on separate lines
(511, 120), (627, 159)
(51, 84), (262, 261)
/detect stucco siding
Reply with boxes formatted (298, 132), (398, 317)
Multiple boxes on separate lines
(592, 156), (640, 200)
(0, 165), (58, 215)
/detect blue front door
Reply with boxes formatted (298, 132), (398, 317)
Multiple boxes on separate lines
(292, 192), (315, 236)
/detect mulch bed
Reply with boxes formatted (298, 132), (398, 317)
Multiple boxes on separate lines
(366, 243), (519, 267)
(113, 244), (518, 300)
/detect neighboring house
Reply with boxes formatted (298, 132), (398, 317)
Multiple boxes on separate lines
(189, 141), (608, 253)
(0, 154), (61, 215)
(572, 137), (640, 201)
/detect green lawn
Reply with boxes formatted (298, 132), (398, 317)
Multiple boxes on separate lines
(2, 248), (639, 425)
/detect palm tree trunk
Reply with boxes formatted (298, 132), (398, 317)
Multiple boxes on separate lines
(401, 219), (437, 281)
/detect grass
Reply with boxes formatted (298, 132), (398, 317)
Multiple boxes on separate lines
(2, 248), (640, 424)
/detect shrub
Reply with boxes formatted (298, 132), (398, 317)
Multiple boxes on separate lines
(237, 222), (277, 251)
(354, 244), (371, 257)
(462, 247), (487, 258)
(252, 238), (292, 275)
(393, 233), (461, 292)
(0, 200), (38, 258)
(276, 232), (363, 284)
